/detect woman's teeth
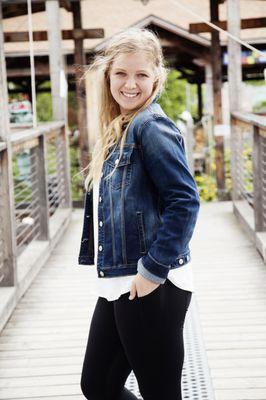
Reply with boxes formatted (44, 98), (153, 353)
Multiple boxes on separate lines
(121, 92), (139, 98)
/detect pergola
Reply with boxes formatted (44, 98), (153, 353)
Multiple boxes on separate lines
(1, 0), (266, 199)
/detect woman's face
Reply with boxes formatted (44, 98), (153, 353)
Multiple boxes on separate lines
(109, 51), (156, 114)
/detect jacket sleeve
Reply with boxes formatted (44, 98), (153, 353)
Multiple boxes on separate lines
(136, 115), (200, 284)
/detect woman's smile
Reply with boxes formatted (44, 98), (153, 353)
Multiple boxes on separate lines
(120, 91), (141, 99)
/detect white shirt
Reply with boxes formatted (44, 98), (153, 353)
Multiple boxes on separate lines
(92, 179), (194, 301)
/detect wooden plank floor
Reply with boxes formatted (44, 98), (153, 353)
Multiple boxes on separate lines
(192, 201), (266, 400)
(0, 201), (266, 399)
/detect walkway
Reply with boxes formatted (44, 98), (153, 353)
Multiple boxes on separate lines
(0, 201), (266, 400)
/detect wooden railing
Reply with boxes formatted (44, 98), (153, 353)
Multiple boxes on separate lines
(0, 121), (72, 330)
(231, 111), (266, 258)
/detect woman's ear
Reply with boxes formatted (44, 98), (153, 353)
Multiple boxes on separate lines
(153, 78), (159, 89)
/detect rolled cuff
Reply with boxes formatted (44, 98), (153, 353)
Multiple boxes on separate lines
(137, 258), (166, 284)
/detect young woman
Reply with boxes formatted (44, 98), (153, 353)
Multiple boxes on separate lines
(77, 27), (200, 400)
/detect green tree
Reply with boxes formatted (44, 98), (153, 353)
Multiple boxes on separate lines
(158, 69), (198, 121)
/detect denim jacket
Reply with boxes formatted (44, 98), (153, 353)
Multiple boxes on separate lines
(78, 100), (200, 284)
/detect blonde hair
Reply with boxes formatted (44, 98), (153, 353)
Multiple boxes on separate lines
(77, 27), (168, 192)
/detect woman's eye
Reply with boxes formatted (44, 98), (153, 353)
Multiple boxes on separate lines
(138, 73), (148, 77)
(116, 72), (125, 75)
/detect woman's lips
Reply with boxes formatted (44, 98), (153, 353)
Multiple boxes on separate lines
(121, 91), (140, 99)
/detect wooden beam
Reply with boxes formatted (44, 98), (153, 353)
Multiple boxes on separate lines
(227, 0), (242, 112)
(189, 17), (266, 34)
(210, 1), (223, 125)
(60, 0), (72, 11)
(2, 0), (72, 18)
(210, 0), (226, 200)
(4, 28), (104, 43)
(160, 38), (209, 60)
(72, 0), (89, 172)
(46, 0), (64, 121)
(227, 0), (242, 204)
(204, 63), (213, 115)
(197, 82), (203, 120)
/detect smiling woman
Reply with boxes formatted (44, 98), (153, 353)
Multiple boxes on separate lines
(77, 27), (200, 400)
(109, 51), (157, 114)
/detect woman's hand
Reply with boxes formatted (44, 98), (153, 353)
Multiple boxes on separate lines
(129, 272), (160, 300)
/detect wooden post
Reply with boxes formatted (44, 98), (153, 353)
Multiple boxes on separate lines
(227, 0), (242, 112)
(204, 63), (213, 115)
(0, 4), (17, 286)
(197, 82), (203, 120)
(227, 0), (242, 203)
(35, 135), (50, 239)
(72, 0), (89, 173)
(60, 126), (72, 208)
(253, 126), (266, 232)
(210, 0), (226, 200)
(46, 0), (65, 121)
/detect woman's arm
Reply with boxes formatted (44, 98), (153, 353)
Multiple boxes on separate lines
(137, 115), (200, 284)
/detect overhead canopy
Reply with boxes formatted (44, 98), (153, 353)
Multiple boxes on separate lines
(1, 0), (74, 19)
(2, 10), (266, 84)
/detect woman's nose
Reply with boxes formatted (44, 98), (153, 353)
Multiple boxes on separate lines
(124, 78), (137, 89)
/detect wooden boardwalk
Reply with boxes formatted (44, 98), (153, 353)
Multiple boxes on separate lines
(0, 201), (266, 400)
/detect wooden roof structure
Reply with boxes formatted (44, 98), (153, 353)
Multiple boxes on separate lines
(2, 0), (265, 84)
(1, 0), (266, 198)
(1, 0), (73, 18)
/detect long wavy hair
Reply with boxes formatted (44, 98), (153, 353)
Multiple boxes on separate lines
(77, 27), (168, 192)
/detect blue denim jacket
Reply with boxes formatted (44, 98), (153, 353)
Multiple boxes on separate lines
(78, 100), (200, 284)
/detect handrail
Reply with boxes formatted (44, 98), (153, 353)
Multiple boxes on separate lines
(231, 111), (266, 242)
(231, 111), (266, 130)
(0, 122), (71, 288)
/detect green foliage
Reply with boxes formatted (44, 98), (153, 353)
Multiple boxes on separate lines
(70, 145), (84, 200)
(194, 146), (234, 203)
(36, 91), (53, 122)
(158, 69), (198, 121)
(242, 144), (253, 194)
(253, 100), (266, 113)
(195, 173), (217, 202)
(224, 148), (232, 195)
(245, 79), (265, 87)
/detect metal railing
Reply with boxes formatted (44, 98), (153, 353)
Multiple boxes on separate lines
(231, 111), (266, 234)
(0, 142), (7, 284)
(0, 122), (71, 285)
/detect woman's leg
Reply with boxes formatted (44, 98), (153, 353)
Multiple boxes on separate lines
(80, 296), (138, 400)
(114, 279), (192, 400)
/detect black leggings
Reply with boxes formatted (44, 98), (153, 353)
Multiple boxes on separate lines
(80, 278), (192, 400)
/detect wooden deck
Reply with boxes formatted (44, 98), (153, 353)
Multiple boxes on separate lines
(0, 201), (266, 400)
(192, 201), (266, 400)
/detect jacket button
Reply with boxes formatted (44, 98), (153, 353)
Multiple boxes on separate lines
(115, 159), (119, 164)
(101, 172), (103, 177)
(178, 258), (184, 265)
(99, 271), (104, 276)
(99, 196), (102, 202)
(99, 221), (103, 227)
(99, 245), (103, 251)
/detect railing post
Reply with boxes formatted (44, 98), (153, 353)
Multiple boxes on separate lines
(230, 115), (242, 202)
(0, 148), (18, 286)
(60, 126), (72, 208)
(0, 4), (17, 286)
(253, 126), (266, 232)
(36, 134), (50, 240)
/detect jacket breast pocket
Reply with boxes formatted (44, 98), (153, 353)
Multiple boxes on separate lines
(105, 145), (134, 190)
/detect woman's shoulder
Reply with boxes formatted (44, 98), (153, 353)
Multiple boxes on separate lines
(130, 102), (181, 140)
(130, 101), (169, 130)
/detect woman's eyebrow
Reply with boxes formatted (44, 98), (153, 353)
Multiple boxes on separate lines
(113, 68), (149, 73)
